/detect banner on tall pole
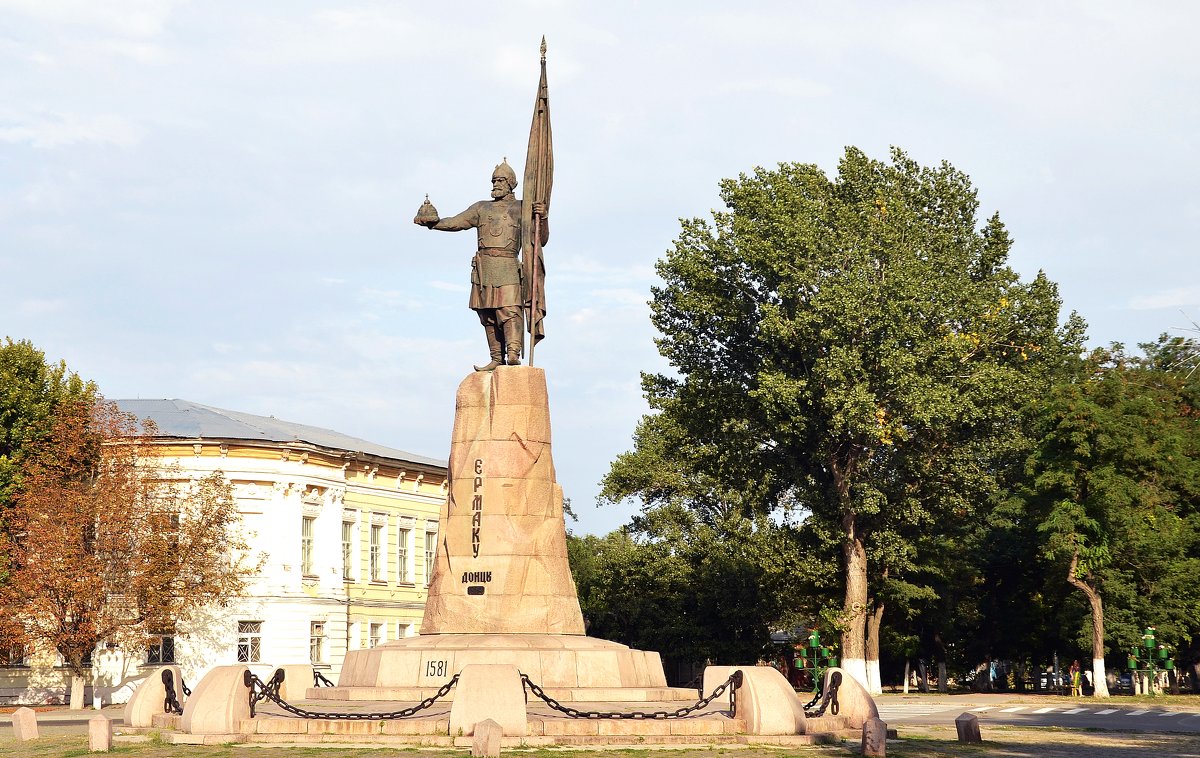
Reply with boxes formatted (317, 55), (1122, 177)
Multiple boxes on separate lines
(522, 37), (553, 358)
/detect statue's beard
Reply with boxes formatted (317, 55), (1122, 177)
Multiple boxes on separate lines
(491, 187), (507, 199)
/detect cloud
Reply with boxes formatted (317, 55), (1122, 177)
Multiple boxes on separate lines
(0, 0), (182, 38)
(430, 280), (469, 292)
(554, 255), (656, 285)
(587, 287), (648, 308)
(235, 7), (435, 66)
(1128, 287), (1200, 311)
(18, 298), (67, 317)
(0, 110), (145, 149)
(716, 77), (831, 99)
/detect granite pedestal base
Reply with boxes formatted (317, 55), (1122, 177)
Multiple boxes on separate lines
(311, 633), (696, 702)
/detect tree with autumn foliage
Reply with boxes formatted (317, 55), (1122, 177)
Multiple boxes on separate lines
(0, 395), (257, 708)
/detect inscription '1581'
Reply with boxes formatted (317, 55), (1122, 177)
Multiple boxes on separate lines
(471, 458), (483, 558)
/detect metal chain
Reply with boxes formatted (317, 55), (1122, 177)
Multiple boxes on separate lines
(802, 686), (823, 711)
(162, 669), (183, 715)
(804, 671), (841, 718)
(244, 668), (459, 720)
(313, 669), (336, 687)
(520, 670), (743, 720)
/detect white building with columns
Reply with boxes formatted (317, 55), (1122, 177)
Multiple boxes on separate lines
(0, 399), (447, 705)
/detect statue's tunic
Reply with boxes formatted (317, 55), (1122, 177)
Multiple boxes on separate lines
(433, 198), (523, 310)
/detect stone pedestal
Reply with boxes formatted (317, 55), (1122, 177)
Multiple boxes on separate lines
(423, 366), (584, 634)
(328, 367), (681, 700)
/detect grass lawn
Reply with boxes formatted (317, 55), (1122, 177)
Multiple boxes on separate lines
(4, 726), (1200, 758)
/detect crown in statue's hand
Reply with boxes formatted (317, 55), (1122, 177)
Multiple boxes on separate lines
(414, 195), (439, 227)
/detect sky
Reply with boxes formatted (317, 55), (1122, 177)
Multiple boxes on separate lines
(2, 1), (1198, 536)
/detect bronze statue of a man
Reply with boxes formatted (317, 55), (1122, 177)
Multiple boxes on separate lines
(416, 160), (548, 371)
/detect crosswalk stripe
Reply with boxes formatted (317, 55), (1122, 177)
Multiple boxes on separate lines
(1000, 706), (1026, 712)
(1158, 711), (1181, 717)
(1127, 709), (1150, 716)
(1062, 708), (1089, 714)
(970, 706), (993, 712)
(1032, 707), (1057, 714)
(1095, 708), (1118, 715)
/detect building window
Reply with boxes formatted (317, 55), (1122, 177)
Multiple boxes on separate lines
(341, 521), (354, 580)
(397, 622), (411, 640)
(146, 635), (175, 665)
(425, 531), (437, 586)
(310, 621), (325, 664)
(397, 528), (410, 583)
(237, 621), (262, 663)
(301, 516), (316, 576)
(369, 523), (383, 582)
(369, 622), (383, 648)
(0, 644), (25, 667)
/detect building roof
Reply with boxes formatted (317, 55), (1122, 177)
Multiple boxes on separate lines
(114, 399), (446, 468)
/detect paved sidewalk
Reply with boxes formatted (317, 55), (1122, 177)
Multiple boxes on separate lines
(0, 705), (125, 734)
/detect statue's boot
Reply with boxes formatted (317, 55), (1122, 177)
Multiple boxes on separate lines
(474, 324), (504, 372)
(504, 318), (524, 366)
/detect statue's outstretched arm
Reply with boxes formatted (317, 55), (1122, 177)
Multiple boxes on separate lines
(431, 204), (479, 232)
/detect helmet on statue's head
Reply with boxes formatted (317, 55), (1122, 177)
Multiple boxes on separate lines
(492, 159), (518, 190)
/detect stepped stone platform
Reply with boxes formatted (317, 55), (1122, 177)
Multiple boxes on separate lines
(143, 697), (849, 747)
(314, 632), (695, 702)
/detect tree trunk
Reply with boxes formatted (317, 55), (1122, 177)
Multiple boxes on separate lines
(865, 600), (884, 695)
(1066, 551), (1110, 698)
(69, 673), (86, 710)
(902, 660), (910, 694)
(918, 659), (928, 693)
(1015, 660), (1026, 693)
(932, 633), (948, 693)
(839, 510), (869, 689)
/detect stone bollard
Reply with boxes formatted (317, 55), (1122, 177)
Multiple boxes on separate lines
(88, 714), (112, 752)
(955, 712), (982, 743)
(472, 718), (503, 758)
(449, 665), (526, 737)
(861, 716), (887, 757)
(11, 706), (39, 741)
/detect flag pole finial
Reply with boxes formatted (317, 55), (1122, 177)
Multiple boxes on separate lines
(540, 36), (547, 62)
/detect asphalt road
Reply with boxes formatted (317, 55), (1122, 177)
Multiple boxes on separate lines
(877, 699), (1200, 734)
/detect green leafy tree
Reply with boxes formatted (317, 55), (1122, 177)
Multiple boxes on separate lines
(0, 338), (97, 511)
(603, 147), (1084, 687)
(568, 508), (812, 680)
(1024, 339), (1200, 697)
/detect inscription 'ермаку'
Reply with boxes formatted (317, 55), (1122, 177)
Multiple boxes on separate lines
(471, 458), (483, 558)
